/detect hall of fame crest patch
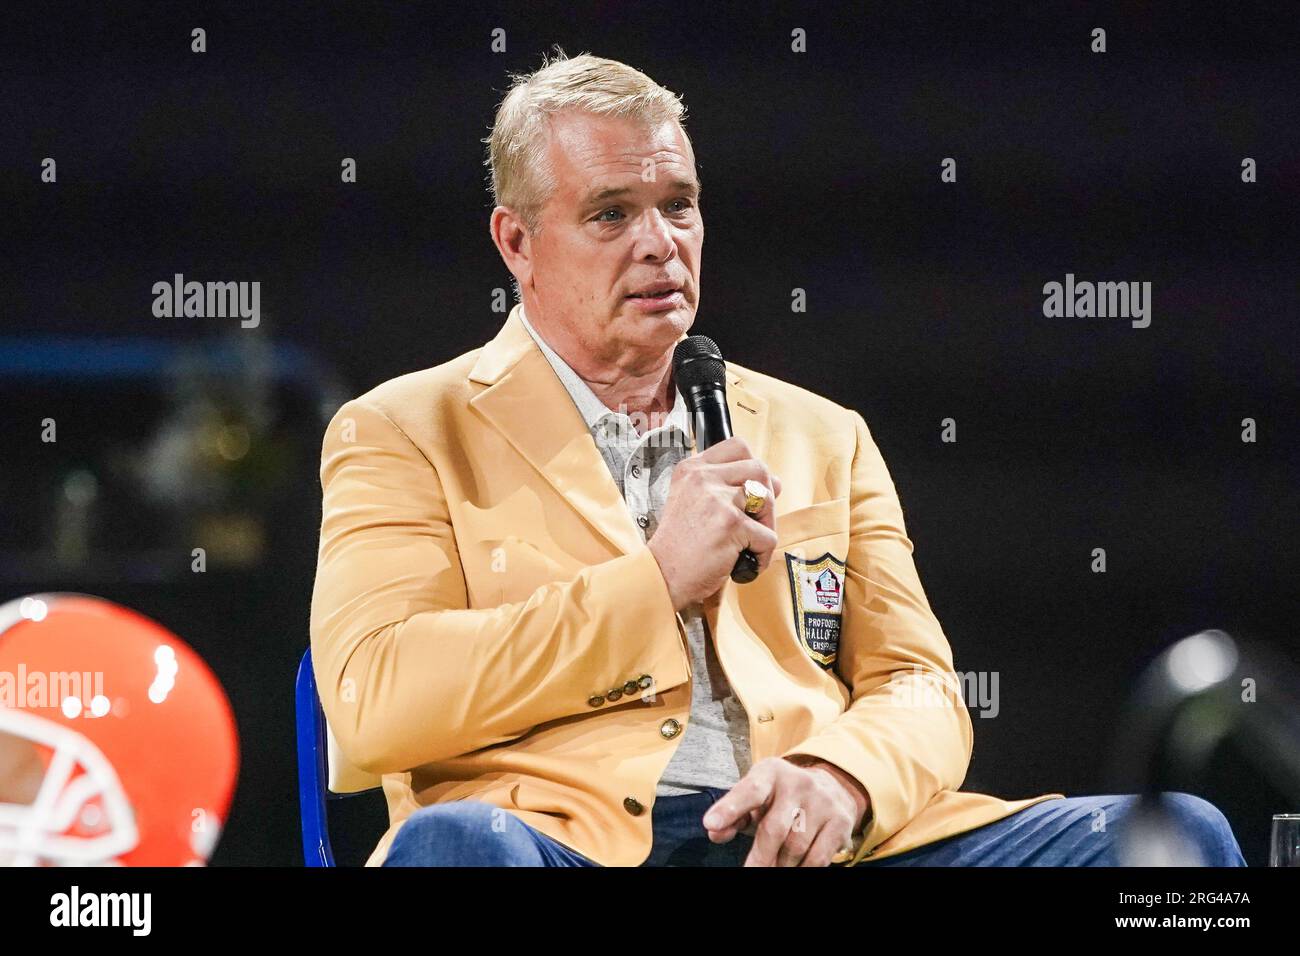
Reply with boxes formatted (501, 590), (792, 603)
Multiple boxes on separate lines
(784, 551), (846, 668)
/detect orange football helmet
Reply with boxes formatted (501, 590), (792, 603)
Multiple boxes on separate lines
(0, 593), (239, 865)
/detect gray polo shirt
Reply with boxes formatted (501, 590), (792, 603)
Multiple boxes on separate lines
(518, 305), (752, 796)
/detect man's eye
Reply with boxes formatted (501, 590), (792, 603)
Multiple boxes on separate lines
(593, 201), (693, 224)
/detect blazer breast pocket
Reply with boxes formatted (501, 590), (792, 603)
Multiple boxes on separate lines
(775, 496), (848, 548)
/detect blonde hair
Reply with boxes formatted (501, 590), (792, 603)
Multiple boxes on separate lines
(484, 47), (691, 239)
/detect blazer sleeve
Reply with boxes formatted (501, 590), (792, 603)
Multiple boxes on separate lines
(309, 398), (688, 776)
(781, 409), (974, 862)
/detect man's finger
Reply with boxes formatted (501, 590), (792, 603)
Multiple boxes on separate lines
(701, 764), (776, 831)
(739, 521), (777, 560)
(706, 807), (761, 843)
(693, 435), (754, 464)
(712, 463), (769, 494)
(776, 806), (819, 867)
(745, 800), (798, 867)
(702, 782), (766, 831)
(735, 480), (768, 513)
(801, 819), (846, 868)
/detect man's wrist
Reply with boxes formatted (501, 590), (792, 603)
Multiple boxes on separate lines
(646, 541), (688, 612)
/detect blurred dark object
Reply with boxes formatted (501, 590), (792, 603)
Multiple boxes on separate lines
(1109, 629), (1300, 864)
(1, 333), (345, 583)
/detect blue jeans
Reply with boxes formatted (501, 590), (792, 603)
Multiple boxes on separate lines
(381, 789), (1247, 867)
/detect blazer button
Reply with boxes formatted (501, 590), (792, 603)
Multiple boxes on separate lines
(587, 694), (605, 707)
(659, 718), (682, 739)
(606, 688), (623, 702)
(623, 680), (639, 695)
(623, 796), (645, 816)
(637, 674), (653, 689)
(636, 514), (650, 528)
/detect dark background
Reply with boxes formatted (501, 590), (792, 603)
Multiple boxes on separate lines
(1, 2), (1296, 866)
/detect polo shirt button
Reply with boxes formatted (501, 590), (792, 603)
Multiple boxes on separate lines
(636, 514), (650, 528)
(623, 797), (645, 816)
(630, 464), (642, 478)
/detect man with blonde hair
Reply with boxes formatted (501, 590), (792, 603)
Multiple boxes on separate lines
(309, 49), (1245, 867)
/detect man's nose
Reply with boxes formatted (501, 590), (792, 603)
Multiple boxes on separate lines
(631, 209), (677, 260)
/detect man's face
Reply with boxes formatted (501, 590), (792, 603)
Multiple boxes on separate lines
(521, 111), (703, 368)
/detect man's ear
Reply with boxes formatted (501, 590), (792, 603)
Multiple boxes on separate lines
(490, 206), (533, 292)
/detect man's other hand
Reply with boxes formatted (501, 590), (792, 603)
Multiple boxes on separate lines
(701, 755), (870, 867)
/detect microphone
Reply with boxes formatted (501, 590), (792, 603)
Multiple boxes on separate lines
(672, 335), (761, 584)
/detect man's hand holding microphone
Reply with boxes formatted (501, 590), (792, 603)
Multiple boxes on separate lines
(654, 333), (783, 605)
(647, 435), (779, 612)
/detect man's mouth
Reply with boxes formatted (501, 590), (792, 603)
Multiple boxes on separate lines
(626, 285), (682, 300)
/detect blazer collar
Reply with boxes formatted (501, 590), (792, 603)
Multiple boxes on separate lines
(468, 304), (770, 559)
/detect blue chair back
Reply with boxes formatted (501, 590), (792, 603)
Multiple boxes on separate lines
(295, 646), (336, 866)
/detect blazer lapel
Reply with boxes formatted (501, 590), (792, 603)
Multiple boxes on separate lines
(468, 306), (644, 557)
(468, 304), (771, 575)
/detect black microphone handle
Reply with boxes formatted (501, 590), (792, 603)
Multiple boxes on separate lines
(688, 389), (732, 448)
(687, 387), (761, 584)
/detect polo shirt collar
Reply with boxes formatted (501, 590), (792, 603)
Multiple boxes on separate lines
(519, 304), (692, 446)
